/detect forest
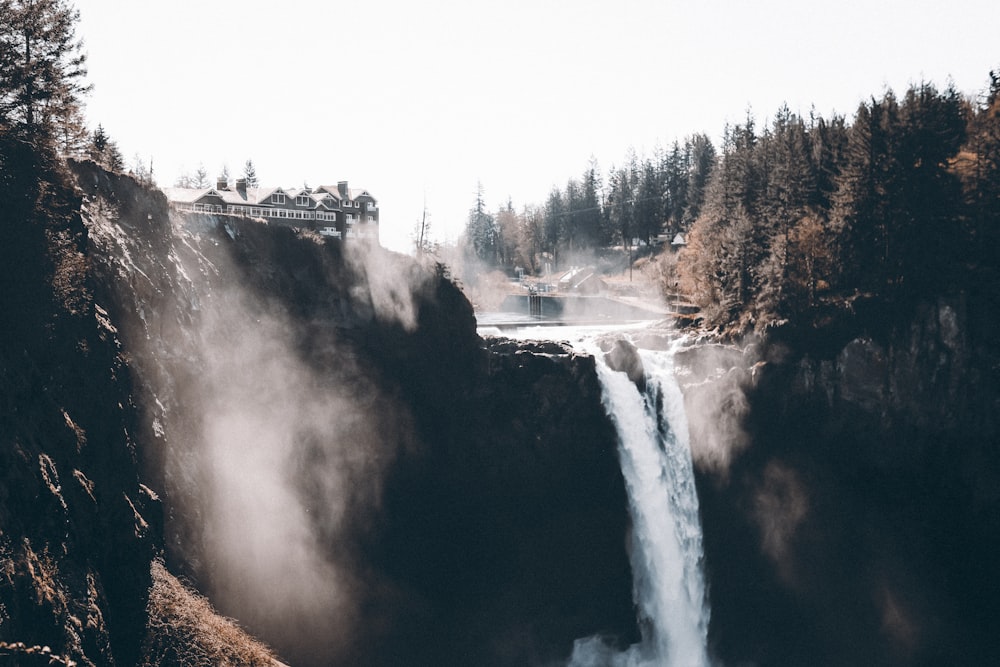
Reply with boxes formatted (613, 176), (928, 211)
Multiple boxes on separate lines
(462, 74), (1000, 335)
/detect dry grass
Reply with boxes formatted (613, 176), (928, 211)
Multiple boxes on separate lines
(139, 560), (280, 667)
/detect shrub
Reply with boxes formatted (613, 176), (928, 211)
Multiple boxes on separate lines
(139, 560), (279, 667)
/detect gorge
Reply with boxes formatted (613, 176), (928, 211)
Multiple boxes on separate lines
(2, 153), (998, 666)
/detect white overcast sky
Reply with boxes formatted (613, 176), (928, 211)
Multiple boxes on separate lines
(74, 0), (1000, 253)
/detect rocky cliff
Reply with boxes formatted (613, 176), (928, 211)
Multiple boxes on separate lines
(676, 295), (1000, 666)
(2, 151), (636, 667)
(0, 140), (158, 666)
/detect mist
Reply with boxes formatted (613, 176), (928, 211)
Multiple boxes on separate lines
(127, 217), (432, 664)
(675, 343), (751, 480)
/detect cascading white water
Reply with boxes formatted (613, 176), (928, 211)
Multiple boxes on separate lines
(598, 342), (709, 665)
(508, 328), (710, 667)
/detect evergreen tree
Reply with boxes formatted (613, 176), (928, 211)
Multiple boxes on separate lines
(563, 178), (581, 253)
(578, 159), (604, 249)
(242, 158), (259, 188)
(661, 141), (688, 232)
(465, 181), (499, 266)
(542, 187), (565, 264)
(87, 123), (123, 171)
(683, 133), (716, 227)
(633, 158), (662, 244)
(193, 164), (209, 188)
(495, 197), (519, 270)
(892, 82), (966, 292)
(809, 110), (849, 212)
(0, 0), (91, 141)
(830, 95), (898, 294)
(964, 69), (1000, 271)
(607, 160), (637, 277)
(517, 204), (544, 273)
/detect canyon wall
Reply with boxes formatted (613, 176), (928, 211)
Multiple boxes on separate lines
(678, 296), (1000, 666)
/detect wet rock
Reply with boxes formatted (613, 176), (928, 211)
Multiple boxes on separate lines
(604, 338), (646, 392)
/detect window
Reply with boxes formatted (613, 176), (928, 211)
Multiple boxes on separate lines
(272, 192), (285, 204)
(296, 195), (309, 207)
(367, 215), (375, 222)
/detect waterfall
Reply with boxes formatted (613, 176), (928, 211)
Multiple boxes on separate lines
(569, 335), (711, 667)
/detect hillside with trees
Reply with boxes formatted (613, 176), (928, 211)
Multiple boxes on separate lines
(462, 72), (1000, 339)
(678, 80), (1000, 336)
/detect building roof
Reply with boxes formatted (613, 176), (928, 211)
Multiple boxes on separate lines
(162, 183), (374, 208)
(161, 187), (212, 204)
(313, 185), (344, 200)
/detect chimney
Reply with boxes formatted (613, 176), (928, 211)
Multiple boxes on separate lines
(216, 177), (228, 191)
(337, 181), (348, 197)
(235, 178), (247, 197)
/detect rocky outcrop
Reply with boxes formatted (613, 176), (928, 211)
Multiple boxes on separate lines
(0, 140), (158, 666)
(676, 296), (1000, 666)
(603, 338), (646, 392)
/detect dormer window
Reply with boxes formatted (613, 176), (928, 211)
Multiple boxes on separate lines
(272, 192), (285, 204)
(296, 195), (310, 207)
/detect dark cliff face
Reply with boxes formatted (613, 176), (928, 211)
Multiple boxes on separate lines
(0, 140), (158, 665)
(679, 297), (1000, 666)
(373, 337), (636, 666)
(56, 158), (636, 667)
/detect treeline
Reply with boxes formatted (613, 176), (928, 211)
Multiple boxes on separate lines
(0, 0), (131, 177)
(680, 76), (1000, 331)
(462, 135), (717, 273)
(0, 0), (89, 150)
(464, 70), (1000, 333)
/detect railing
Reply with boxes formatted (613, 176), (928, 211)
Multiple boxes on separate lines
(170, 203), (373, 242)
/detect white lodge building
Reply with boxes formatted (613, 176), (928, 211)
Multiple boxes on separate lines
(163, 179), (379, 241)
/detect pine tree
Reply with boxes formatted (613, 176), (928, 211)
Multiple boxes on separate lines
(88, 123), (123, 171)
(683, 133), (716, 227)
(563, 178), (581, 253)
(517, 204), (544, 274)
(0, 0), (91, 141)
(578, 159), (603, 248)
(633, 159), (662, 244)
(661, 141), (688, 233)
(193, 164), (209, 189)
(495, 197), (519, 269)
(242, 158), (259, 188)
(892, 82), (966, 293)
(542, 187), (565, 263)
(465, 181), (499, 266)
(965, 69), (1000, 272)
(830, 95), (897, 294)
